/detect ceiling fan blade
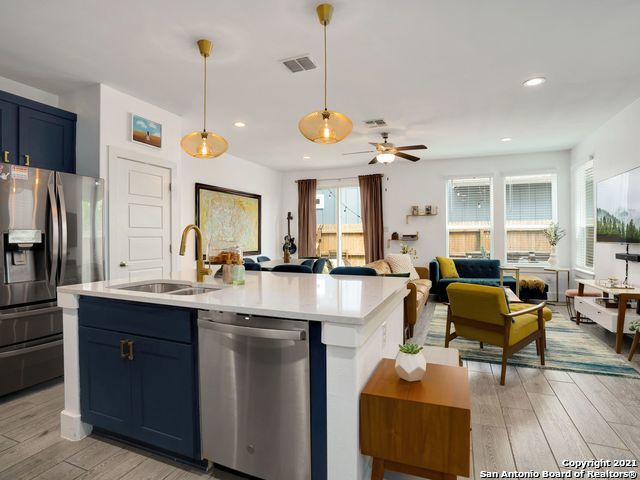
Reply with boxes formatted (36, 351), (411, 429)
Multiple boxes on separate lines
(368, 157), (378, 165)
(395, 145), (428, 151)
(368, 142), (382, 147)
(395, 152), (420, 162)
(342, 150), (375, 156)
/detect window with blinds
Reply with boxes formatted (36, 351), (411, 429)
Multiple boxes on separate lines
(504, 174), (557, 264)
(447, 177), (493, 258)
(575, 161), (595, 271)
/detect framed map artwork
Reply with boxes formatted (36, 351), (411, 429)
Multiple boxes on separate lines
(195, 183), (261, 255)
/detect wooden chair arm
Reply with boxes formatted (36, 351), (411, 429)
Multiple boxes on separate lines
(503, 302), (547, 318)
(415, 266), (429, 280)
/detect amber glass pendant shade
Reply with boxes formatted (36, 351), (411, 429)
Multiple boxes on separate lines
(299, 4), (352, 144)
(298, 109), (352, 144)
(181, 131), (228, 158)
(181, 39), (228, 159)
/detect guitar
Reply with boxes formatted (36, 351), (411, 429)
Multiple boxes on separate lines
(283, 212), (297, 254)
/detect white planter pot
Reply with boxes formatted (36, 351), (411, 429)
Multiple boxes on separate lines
(548, 246), (558, 267)
(395, 351), (427, 382)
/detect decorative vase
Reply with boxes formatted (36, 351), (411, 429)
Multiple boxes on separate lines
(395, 351), (427, 382)
(283, 250), (291, 263)
(548, 245), (558, 267)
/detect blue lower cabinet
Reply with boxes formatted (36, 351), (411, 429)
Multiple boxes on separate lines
(130, 335), (199, 457)
(79, 304), (200, 460)
(79, 326), (133, 437)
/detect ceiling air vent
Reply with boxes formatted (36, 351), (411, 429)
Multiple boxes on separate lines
(363, 119), (387, 128)
(281, 55), (317, 73)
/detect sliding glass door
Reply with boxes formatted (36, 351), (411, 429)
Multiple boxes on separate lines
(316, 185), (365, 267)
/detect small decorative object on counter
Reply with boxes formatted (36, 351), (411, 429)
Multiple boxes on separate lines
(222, 246), (243, 284)
(391, 232), (399, 240)
(425, 205), (432, 214)
(395, 343), (426, 382)
(231, 264), (245, 285)
(543, 222), (566, 267)
(411, 206), (419, 215)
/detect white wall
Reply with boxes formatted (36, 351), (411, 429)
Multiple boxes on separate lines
(571, 97), (640, 283)
(282, 150), (571, 291)
(59, 84), (101, 178)
(0, 74), (59, 106)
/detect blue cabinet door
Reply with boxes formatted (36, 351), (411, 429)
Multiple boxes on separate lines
(130, 334), (199, 458)
(0, 99), (17, 166)
(18, 106), (75, 173)
(79, 326), (133, 437)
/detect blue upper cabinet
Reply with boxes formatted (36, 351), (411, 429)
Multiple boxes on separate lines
(0, 99), (18, 166)
(0, 90), (76, 174)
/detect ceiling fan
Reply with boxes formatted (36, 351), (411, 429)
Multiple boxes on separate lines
(342, 132), (428, 164)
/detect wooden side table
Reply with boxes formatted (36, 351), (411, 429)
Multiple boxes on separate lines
(500, 266), (520, 297)
(360, 360), (471, 480)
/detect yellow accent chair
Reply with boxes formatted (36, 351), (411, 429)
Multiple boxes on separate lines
(445, 283), (547, 385)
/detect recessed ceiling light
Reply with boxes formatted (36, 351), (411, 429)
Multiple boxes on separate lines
(501, 137), (513, 142)
(523, 77), (546, 87)
(234, 122), (246, 127)
(303, 156), (311, 159)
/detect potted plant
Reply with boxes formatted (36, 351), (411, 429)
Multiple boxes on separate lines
(543, 222), (566, 267)
(395, 343), (426, 382)
(400, 244), (417, 260)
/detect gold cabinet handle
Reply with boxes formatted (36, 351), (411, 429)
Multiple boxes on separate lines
(24, 154), (30, 166)
(127, 340), (134, 360)
(120, 340), (128, 359)
(2, 151), (8, 163)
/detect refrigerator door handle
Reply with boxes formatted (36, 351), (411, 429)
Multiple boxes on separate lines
(56, 174), (68, 285)
(47, 173), (59, 286)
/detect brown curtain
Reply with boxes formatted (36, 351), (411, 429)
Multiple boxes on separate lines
(297, 179), (317, 257)
(359, 174), (384, 263)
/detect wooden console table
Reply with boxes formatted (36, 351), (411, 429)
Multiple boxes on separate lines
(575, 279), (640, 353)
(360, 359), (470, 480)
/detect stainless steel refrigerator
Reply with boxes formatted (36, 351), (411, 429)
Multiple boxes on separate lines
(0, 165), (104, 396)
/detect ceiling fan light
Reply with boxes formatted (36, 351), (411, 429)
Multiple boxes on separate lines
(376, 153), (395, 164)
(298, 110), (352, 144)
(181, 131), (228, 158)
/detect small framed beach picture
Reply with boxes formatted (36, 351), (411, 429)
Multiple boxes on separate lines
(131, 114), (162, 149)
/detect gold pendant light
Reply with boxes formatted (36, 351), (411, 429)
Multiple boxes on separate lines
(181, 39), (228, 158)
(298, 3), (352, 144)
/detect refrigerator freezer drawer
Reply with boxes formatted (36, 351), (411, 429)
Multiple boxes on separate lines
(0, 303), (62, 348)
(0, 335), (63, 397)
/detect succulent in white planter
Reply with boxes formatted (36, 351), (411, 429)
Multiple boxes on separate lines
(395, 343), (426, 382)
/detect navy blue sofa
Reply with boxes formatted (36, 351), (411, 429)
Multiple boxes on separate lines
(429, 259), (517, 301)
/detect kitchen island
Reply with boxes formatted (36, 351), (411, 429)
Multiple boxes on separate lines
(57, 271), (408, 480)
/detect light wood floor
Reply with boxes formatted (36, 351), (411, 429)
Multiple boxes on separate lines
(3, 300), (640, 480)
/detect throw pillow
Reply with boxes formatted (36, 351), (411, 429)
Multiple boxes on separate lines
(436, 256), (459, 278)
(385, 254), (419, 280)
(366, 259), (392, 275)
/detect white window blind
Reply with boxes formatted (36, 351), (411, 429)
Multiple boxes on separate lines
(447, 177), (493, 258)
(575, 161), (594, 270)
(504, 174), (556, 264)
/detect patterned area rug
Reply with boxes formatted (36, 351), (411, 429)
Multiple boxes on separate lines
(425, 303), (640, 378)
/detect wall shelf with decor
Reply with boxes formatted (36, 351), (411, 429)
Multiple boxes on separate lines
(387, 233), (419, 248)
(406, 208), (438, 224)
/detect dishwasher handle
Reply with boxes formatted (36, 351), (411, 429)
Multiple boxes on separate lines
(198, 319), (306, 341)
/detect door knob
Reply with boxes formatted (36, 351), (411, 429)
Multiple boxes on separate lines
(2, 151), (8, 163)
(24, 154), (30, 166)
(119, 261), (127, 267)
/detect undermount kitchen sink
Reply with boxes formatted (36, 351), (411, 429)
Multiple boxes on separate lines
(117, 282), (222, 296)
(119, 282), (191, 293)
(169, 287), (221, 296)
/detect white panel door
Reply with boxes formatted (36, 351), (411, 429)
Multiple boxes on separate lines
(110, 155), (172, 281)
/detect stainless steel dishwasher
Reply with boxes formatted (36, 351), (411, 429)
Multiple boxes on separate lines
(198, 311), (311, 480)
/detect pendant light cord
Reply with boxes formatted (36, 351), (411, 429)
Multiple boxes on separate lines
(323, 22), (328, 111)
(203, 54), (207, 132)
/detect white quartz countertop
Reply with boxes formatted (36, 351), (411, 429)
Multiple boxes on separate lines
(57, 271), (409, 325)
